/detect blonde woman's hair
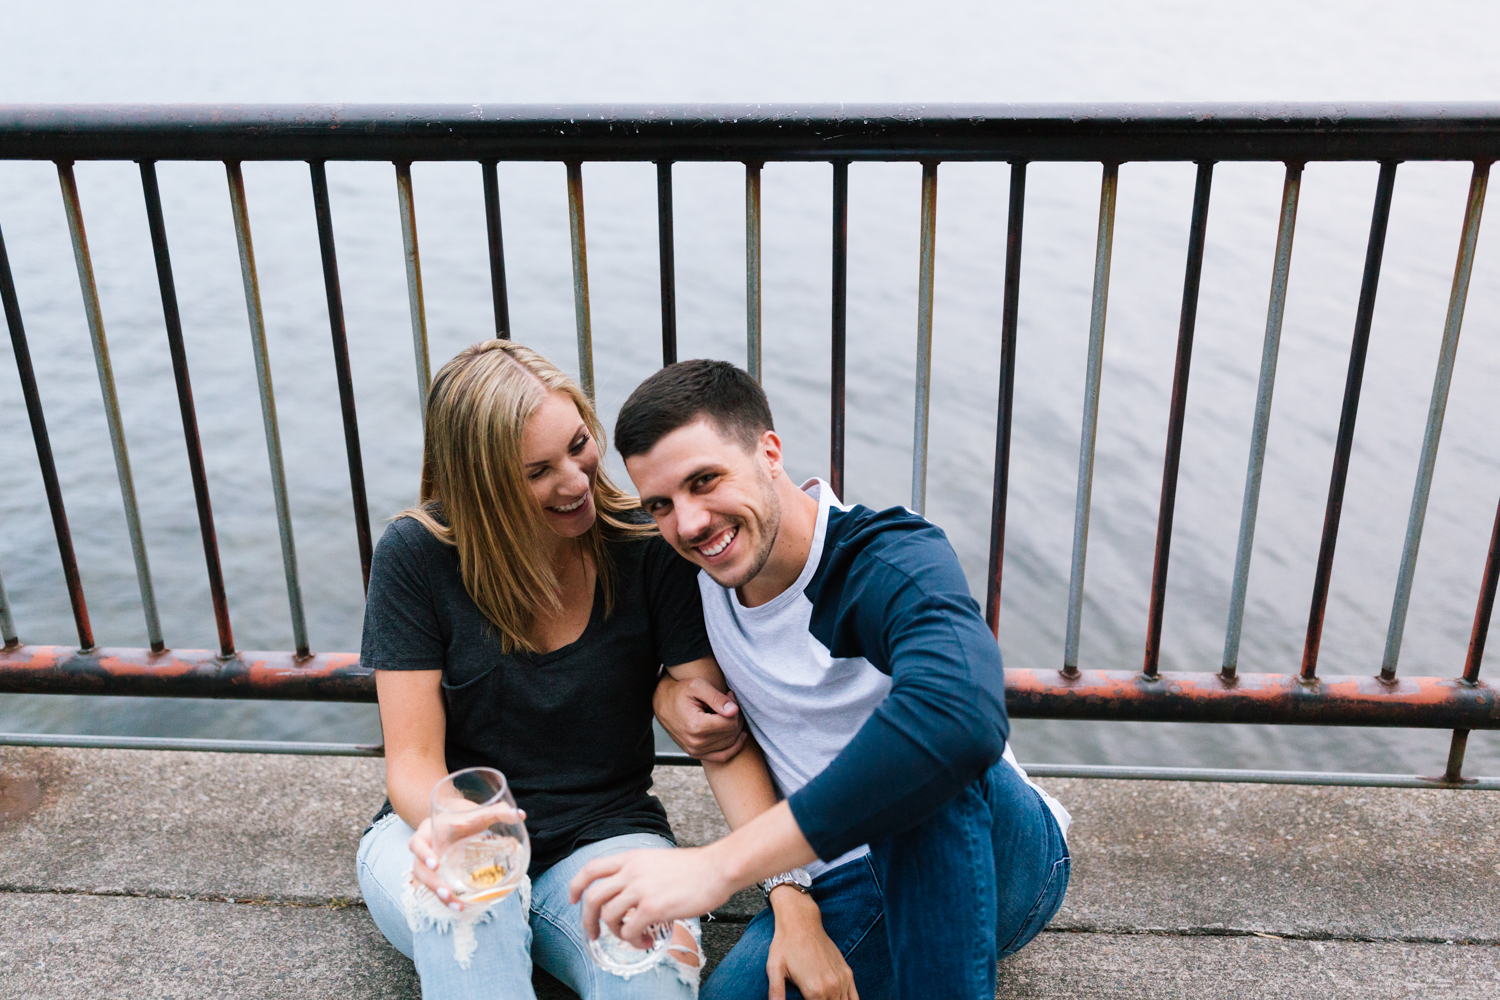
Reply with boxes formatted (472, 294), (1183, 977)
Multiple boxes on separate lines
(399, 340), (651, 653)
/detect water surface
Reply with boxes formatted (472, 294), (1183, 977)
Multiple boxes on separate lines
(2, 1), (1499, 775)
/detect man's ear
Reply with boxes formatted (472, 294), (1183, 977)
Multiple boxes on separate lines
(759, 429), (785, 480)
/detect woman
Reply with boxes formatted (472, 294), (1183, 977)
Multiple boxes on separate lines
(356, 341), (854, 1000)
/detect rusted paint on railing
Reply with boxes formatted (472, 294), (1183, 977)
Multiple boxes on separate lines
(1005, 667), (1498, 727)
(3, 645), (1494, 727)
(0, 646), (373, 701)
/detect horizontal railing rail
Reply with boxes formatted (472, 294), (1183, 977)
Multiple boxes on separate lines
(1, 644), (1496, 729)
(3, 103), (1500, 161)
(2, 104), (1497, 787)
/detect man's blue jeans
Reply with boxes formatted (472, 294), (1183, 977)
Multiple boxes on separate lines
(705, 760), (1069, 1000)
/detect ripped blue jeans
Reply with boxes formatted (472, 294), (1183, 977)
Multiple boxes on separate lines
(358, 812), (701, 1000)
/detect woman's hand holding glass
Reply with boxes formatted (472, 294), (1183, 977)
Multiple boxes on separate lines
(409, 767), (530, 911)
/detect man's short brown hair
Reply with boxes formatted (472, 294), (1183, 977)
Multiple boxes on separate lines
(615, 359), (774, 459)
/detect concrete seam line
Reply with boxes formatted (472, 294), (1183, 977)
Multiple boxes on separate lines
(0, 886), (366, 909)
(0, 887), (762, 923)
(1040, 925), (1500, 946)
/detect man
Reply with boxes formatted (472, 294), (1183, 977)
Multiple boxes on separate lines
(571, 360), (1070, 1000)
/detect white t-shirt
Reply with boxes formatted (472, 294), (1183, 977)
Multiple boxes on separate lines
(699, 479), (1070, 878)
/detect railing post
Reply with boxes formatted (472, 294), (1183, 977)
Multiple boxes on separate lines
(394, 161), (432, 412)
(746, 161), (763, 382)
(0, 560), (15, 648)
(226, 161), (310, 658)
(986, 161), (1026, 637)
(657, 161), (677, 366)
(1064, 162), (1120, 676)
(1448, 488), (1500, 782)
(911, 161), (939, 515)
(0, 216), (93, 651)
(565, 160), (595, 401)
(830, 160), (849, 499)
(1223, 162), (1303, 680)
(481, 160), (511, 340)
(140, 160), (235, 655)
(1381, 161), (1489, 681)
(58, 161), (164, 653)
(1302, 162), (1398, 681)
(1143, 161), (1215, 678)
(309, 161), (375, 594)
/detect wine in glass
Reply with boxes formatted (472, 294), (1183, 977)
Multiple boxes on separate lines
(430, 767), (530, 905)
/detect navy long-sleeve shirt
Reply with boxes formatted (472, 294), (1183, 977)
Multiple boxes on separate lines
(697, 480), (1016, 866)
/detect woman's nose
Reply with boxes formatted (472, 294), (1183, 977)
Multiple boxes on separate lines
(561, 460), (591, 496)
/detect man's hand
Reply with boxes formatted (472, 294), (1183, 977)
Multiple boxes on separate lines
(568, 846), (735, 948)
(766, 888), (858, 1000)
(655, 673), (748, 763)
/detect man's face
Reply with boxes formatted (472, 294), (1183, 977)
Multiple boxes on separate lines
(626, 418), (783, 591)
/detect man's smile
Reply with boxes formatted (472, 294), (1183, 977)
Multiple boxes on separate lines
(693, 525), (738, 560)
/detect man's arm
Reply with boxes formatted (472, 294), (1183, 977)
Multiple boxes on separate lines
(661, 657), (858, 1000)
(571, 799), (817, 946)
(790, 535), (1008, 862)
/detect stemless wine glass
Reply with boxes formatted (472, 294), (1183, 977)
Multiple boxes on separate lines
(587, 915), (674, 975)
(430, 767), (531, 905)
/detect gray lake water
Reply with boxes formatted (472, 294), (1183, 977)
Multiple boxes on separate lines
(2, 1), (1499, 775)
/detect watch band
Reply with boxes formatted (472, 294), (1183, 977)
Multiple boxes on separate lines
(759, 867), (813, 898)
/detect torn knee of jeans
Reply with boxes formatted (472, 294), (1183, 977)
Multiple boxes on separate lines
(667, 919), (701, 969)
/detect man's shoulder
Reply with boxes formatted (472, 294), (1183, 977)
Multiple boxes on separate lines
(810, 503), (966, 604)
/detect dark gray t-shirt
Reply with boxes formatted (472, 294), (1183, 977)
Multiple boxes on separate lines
(362, 514), (711, 875)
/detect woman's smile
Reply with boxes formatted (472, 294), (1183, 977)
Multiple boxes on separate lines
(547, 492), (593, 518)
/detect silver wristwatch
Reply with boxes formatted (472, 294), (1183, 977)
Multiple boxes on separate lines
(759, 867), (813, 898)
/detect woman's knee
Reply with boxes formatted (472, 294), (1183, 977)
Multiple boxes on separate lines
(358, 813), (420, 958)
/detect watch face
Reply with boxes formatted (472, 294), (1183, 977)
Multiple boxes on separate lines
(792, 869), (812, 888)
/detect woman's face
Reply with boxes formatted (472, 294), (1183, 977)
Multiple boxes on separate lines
(521, 390), (600, 539)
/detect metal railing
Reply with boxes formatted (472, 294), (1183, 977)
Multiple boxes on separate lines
(1, 104), (1498, 787)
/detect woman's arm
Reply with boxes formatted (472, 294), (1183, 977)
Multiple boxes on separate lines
(377, 668), (505, 912)
(376, 668), (450, 828)
(663, 657), (859, 1000)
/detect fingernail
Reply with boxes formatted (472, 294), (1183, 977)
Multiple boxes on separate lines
(448, 902), (462, 912)
(436, 887), (450, 901)
(426, 857), (438, 869)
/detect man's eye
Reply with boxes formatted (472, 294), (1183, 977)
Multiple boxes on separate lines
(693, 474), (716, 489)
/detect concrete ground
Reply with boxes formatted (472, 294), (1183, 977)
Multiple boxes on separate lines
(1, 746), (1496, 998)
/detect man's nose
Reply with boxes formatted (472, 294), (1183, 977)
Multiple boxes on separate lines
(674, 495), (712, 541)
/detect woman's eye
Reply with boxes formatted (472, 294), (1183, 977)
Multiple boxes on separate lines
(528, 467), (547, 481)
(570, 435), (590, 454)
